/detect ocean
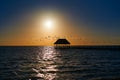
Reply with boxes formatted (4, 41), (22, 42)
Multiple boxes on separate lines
(0, 46), (120, 80)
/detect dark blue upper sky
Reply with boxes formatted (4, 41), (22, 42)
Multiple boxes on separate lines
(0, 0), (120, 36)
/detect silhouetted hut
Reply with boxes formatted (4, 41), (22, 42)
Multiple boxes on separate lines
(54, 39), (70, 48)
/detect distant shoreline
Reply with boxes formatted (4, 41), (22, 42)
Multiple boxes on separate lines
(0, 45), (120, 46)
(0, 45), (120, 50)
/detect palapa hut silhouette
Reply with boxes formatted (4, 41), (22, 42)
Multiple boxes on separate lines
(54, 38), (70, 48)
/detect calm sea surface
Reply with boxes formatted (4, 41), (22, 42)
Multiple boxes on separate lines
(0, 46), (120, 80)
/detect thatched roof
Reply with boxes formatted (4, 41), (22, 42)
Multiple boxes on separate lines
(54, 39), (70, 44)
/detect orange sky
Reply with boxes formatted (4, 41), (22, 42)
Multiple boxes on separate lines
(1, 1), (120, 46)
(0, 11), (120, 46)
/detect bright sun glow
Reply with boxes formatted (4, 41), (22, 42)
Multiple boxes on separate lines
(44, 19), (54, 28)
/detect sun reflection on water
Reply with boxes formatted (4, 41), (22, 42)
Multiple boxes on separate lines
(33, 46), (62, 80)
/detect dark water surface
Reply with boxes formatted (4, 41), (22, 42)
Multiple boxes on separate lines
(0, 46), (120, 80)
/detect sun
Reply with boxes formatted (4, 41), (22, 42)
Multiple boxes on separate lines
(44, 19), (54, 28)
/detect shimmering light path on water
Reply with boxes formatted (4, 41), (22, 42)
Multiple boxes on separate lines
(0, 46), (120, 80)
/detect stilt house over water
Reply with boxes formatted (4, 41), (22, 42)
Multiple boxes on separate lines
(54, 38), (70, 48)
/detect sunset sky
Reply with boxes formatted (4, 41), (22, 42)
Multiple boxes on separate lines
(0, 0), (120, 46)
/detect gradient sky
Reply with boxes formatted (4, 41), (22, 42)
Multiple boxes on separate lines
(0, 0), (120, 46)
